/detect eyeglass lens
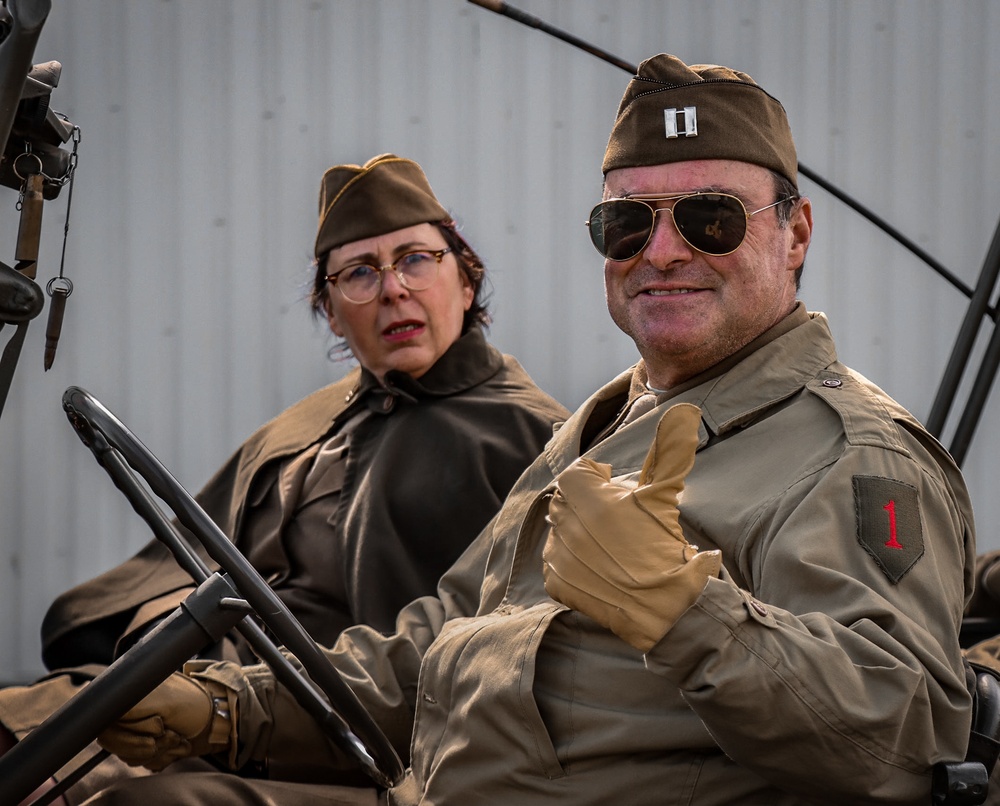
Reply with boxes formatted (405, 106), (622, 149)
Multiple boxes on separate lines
(589, 194), (750, 260)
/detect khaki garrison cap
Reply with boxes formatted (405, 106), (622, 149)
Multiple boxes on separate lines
(315, 154), (449, 258)
(602, 53), (798, 188)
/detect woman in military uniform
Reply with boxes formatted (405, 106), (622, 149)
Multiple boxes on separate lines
(0, 153), (567, 805)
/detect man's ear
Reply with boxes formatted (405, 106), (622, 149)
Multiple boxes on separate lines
(786, 197), (813, 272)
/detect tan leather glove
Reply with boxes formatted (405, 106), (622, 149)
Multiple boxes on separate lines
(543, 402), (722, 652)
(97, 671), (236, 771)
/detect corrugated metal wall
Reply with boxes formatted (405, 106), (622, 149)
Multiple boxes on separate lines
(1, 0), (997, 681)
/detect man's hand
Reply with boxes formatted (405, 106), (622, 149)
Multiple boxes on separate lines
(98, 671), (235, 771)
(543, 402), (721, 652)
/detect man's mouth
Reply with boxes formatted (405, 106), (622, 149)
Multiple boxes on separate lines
(645, 288), (697, 296)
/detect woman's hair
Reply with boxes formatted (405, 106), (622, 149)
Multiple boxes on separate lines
(309, 219), (492, 351)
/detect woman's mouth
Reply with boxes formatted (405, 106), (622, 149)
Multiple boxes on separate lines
(383, 321), (425, 340)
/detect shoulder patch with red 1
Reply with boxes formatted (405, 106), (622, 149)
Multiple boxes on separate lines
(853, 475), (924, 583)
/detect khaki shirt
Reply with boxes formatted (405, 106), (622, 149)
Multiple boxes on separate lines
(209, 310), (975, 805)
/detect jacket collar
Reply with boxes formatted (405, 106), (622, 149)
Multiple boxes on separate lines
(352, 327), (504, 413)
(660, 305), (838, 436)
(568, 304), (836, 449)
(241, 327), (505, 478)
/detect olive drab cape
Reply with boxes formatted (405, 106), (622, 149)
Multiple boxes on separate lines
(39, 327), (567, 669)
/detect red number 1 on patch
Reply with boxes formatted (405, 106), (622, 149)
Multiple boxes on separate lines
(883, 500), (904, 550)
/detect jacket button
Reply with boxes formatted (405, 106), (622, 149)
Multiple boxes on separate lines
(822, 378), (842, 388)
(750, 600), (768, 617)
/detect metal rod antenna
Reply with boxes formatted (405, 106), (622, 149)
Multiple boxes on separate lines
(465, 0), (969, 300)
(796, 163), (975, 302)
(467, 0), (637, 74)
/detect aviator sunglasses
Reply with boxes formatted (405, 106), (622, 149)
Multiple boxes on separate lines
(587, 192), (797, 261)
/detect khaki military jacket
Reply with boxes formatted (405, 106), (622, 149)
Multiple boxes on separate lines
(213, 309), (975, 805)
(40, 327), (568, 669)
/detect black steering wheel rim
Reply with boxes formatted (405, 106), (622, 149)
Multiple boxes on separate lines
(61, 385), (405, 788)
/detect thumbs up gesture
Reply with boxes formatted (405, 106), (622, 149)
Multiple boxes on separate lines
(543, 402), (721, 652)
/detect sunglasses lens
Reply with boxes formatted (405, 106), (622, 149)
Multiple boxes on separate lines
(672, 194), (748, 255)
(588, 200), (655, 260)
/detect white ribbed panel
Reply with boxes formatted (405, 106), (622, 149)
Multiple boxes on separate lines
(0, 0), (996, 680)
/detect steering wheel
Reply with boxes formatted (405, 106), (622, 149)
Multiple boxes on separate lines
(59, 386), (405, 787)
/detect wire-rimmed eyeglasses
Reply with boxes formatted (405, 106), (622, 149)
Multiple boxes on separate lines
(326, 248), (452, 304)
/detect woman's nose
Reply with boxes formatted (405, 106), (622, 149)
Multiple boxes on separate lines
(379, 268), (410, 300)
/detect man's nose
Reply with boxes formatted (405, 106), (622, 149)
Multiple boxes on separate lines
(642, 209), (695, 266)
